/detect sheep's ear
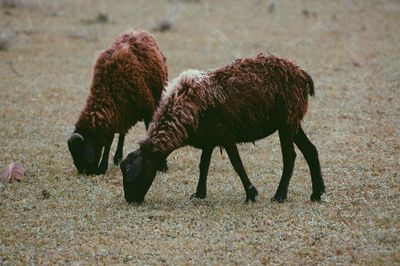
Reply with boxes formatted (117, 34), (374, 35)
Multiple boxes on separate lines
(125, 156), (143, 182)
(68, 133), (86, 173)
(68, 133), (84, 154)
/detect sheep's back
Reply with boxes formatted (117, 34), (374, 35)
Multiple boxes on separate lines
(198, 55), (311, 141)
(76, 30), (168, 136)
(144, 54), (311, 152)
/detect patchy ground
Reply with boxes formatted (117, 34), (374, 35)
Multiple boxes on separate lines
(0, 0), (399, 264)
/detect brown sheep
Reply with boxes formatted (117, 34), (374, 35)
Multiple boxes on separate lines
(68, 30), (168, 175)
(120, 54), (325, 204)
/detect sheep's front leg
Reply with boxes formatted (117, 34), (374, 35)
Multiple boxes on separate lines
(191, 147), (214, 199)
(272, 128), (296, 203)
(225, 143), (258, 203)
(97, 140), (113, 174)
(294, 126), (325, 201)
(113, 133), (125, 165)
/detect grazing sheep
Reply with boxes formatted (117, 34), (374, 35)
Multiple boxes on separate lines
(68, 30), (168, 175)
(120, 54), (325, 204)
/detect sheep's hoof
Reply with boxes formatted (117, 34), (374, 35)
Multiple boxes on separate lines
(310, 194), (321, 202)
(310, 187), (325, 202)
(97, 166), (108, 175)
(271, 194), (286, 203)
(310, 183), (325, 202)
(245, 185), (258, 203)
(190, 191), (206, 199)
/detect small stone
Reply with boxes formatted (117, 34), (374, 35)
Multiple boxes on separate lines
(42, 189), (51, 199)
(2, 162), (24, 182)
(264, 219), (274, 226)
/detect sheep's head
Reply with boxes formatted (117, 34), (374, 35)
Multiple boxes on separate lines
(67, 130), (109, 175)
(120, 148), (164, 203)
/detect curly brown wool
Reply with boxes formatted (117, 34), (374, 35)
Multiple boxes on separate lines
(76, 30), (167, 137)
(69, 30), (167, 175)
(144, 54), (313, 153)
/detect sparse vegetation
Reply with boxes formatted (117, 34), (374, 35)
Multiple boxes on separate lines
(150, 4), (181, 32)
(0, 29), (12, 51)
(0, 33), (9, 50)
(68, 26), (99, 42)
(1, 0), (21, 9)
(302, 8), (317, 18)
(151, 18), (174, 32)
(95, 13), (108, 23)
(0, 0), (399, 265)
(81, 13), (110, 25)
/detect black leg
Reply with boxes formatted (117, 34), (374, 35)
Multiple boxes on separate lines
(294, 126), (325, 201)
(272, 127), (296, 203)
(191, 147), (214, 199)
(224, 143), (258, 203)
(144, 118), (150, 131)
(98, 140), (112, 174)
(113, 133), (125, 165)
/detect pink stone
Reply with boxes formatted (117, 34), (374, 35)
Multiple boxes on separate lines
(2, 162), (24, 182)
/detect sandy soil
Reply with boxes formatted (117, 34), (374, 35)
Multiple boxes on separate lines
(0, 0), (399, 264)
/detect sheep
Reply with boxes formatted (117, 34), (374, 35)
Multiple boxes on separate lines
(120, 54), (325, 204)
(68, 30), (168, 175)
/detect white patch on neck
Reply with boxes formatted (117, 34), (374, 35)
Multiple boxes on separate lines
(163, 69), (206, 99)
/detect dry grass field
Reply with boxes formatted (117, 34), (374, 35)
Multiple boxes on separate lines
(1, 0), (399, 264)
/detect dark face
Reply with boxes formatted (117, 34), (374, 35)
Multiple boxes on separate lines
(120, 149), (160, 203)
(67, 130), (106, 175)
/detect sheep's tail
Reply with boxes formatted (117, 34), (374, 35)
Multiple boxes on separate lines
(301, 70), (315, 97)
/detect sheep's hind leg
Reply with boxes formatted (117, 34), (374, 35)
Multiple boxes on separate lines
(113, 133), (125, 165)
(225, 143), (258, 203)
(272, 127), (296, 203)
(191, 147), (214, 199)
(294, 126), (325, 201)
